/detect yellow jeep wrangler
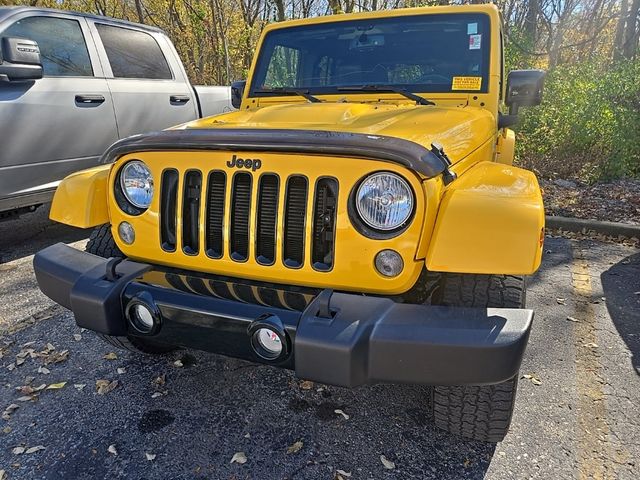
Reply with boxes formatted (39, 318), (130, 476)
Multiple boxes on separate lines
(34, 4), (545, 442)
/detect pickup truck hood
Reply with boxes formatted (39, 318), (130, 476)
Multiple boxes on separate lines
(183, 102), (496, 164)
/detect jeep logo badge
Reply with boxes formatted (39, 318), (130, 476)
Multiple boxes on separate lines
(227, 155), (262, 172)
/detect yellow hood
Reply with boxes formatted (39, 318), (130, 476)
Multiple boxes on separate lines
(183, 102), (496, 164)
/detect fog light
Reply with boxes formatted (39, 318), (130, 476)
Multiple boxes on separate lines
(118, 221), (135, 245)
(132, 304), (154, 332)
(252, 328), (283, 360)
(375, 249), (403, 277)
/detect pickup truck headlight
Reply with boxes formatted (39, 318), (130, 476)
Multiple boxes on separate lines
(119, 160), (154, 209)
(355, 172), (414, 232)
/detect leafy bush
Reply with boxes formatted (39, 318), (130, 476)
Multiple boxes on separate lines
(512, 59), (640, 182)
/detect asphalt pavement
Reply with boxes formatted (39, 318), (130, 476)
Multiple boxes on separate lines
(0, 206), (638, 480)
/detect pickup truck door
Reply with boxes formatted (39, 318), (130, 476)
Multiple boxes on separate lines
(88, 21), (199, 138)
(0, 13), (118, 199)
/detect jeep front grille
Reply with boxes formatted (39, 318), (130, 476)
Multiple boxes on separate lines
(160, 170), (338, 271)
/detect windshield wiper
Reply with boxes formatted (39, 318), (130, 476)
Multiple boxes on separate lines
(254, 87), (321, 103)
(336, 85), (435, 106)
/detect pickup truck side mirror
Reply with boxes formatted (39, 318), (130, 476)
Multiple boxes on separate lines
(505, 69), (545, 115)
(231, 80), (246, 109)
(0, 37), (43, 82)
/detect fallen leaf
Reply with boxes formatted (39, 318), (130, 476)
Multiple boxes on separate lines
(173, 360), (184, 368)
(73, 384), (86, 391)
(24, 376), (35, 385)
(46, 382), (67, 390)
(3, 427), (11, 433)
(463, 458), (472, 468)
(12, 446), (25, 455)
(117, 368), (126, 375)
(103, 352), (118, 360)
(25, 445), (45, 454)
(521, 374), (542, 385)
(6, 363), (15, 371)
(73, 334), (82, 341)
(145, 453), (156, 461)
(634, 291), (640, 295)
(108, 444), (118, 456)
(380, 455), (395, 470)
(96, 380), (118, 395)
(336, 469), (352, 478)
(38, 367), (50, 375)
(16, 396), (34, 402)
(2, 404), (19, 420)
(22, 341), (36, 348)
(152, 374), (166, 386)
(286, 440), (303, 454)
(151, 392), (163, 399)
(44, 350), (69, 365)
(566, 316), (579, 322)
(230, 451), (247, 464)
(556, 298), (566, 305)
(300, 380), (314, 390)
(334, 409), (349, 420)
(0, 468), (6, 480)
(583, 342), (598, 348)
(15, 358), (25, 366)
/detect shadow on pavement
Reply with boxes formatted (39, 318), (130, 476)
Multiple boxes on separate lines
(601, 251), (640, 376)
(0, 204), (90, 263)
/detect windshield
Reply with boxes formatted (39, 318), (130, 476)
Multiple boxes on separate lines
(250, 13), (491, 98)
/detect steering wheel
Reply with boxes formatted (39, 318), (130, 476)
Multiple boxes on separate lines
(419, 74), (451, 84)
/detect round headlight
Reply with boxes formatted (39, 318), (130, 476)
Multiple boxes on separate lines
(120, 160), (154, 209)
(355, 172), (413, 231)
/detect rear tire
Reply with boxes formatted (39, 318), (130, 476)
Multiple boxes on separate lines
(430, 273), (526, 442)
(85, 224), (176, 355)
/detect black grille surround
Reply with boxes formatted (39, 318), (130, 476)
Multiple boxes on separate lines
(160, 170), (337, 271)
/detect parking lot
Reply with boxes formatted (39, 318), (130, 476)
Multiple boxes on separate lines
(0, 206), (638, 480)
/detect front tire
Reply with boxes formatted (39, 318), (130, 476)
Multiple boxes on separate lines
(430, 273), (526, 442)
(85, 224), (176, 355)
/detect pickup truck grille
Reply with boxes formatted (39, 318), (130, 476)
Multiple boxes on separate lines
(160, 170), (338, 271)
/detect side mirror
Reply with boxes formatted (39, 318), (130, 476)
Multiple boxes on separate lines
(231, 80), (246, 109)
(0, 37), (43, 82)
(505, 69), (545, 115)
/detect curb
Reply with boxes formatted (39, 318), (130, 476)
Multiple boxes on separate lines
(546, 215), (640, 239)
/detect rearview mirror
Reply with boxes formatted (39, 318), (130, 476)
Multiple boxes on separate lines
(0, 37), (43, 82)
(231, 80), (246, 109)
(505, 70), (545, 115)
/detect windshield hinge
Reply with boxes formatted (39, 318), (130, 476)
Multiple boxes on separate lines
(430, 142), (457, 186)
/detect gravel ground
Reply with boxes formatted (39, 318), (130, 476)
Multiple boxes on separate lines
(541, 178), (640, 225)
(0, 207), (639, 480)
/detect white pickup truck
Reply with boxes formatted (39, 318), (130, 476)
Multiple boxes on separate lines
(0, 6), (235, 219)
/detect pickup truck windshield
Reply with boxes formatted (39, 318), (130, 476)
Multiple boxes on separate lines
(250, 13), (490, 98)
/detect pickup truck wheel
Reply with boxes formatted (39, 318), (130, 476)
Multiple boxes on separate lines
(85, 224), (176, 355)
(430, 273), (526, 442)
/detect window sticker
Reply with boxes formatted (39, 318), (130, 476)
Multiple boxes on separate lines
(452, 76), (482, 91)
(469, 34), (482, 50)
(467, 23), (478, 35)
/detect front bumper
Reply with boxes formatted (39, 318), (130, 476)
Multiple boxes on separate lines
(34, 243), (533, 388)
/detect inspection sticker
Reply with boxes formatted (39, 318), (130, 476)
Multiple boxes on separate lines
(469, 34), (482, 50)
(452, 76), (482, 91)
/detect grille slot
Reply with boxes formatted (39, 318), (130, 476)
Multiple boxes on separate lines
(205, 171), (226, 258)
(182, 170), (201, 255)
(230, 172), (252, 261)
(283, 176), (308, 268)
(256, 174), (279, 265)
(311, 177), (338, 271)
(160, 169), (178, 252)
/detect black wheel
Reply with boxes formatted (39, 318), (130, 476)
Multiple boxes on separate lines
(85, 224), (176, 355)
(86, 224), (123, 258)
(430, 273), (526, 442)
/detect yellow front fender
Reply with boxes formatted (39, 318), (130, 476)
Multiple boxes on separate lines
(426, 162), (544, 275)
(49, 165), (111, 228)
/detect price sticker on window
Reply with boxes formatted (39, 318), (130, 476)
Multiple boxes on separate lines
(452, 76), (482, 91)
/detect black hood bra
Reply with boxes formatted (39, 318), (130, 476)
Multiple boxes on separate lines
(99, 128), (450, 178)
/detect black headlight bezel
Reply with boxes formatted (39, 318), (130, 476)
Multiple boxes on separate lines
(115, 160), (151, 216)
(348, 171), (416, 239)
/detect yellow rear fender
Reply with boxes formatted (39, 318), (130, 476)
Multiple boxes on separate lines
(49, 165), (111, 228)
(426, 162), (544, 275)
